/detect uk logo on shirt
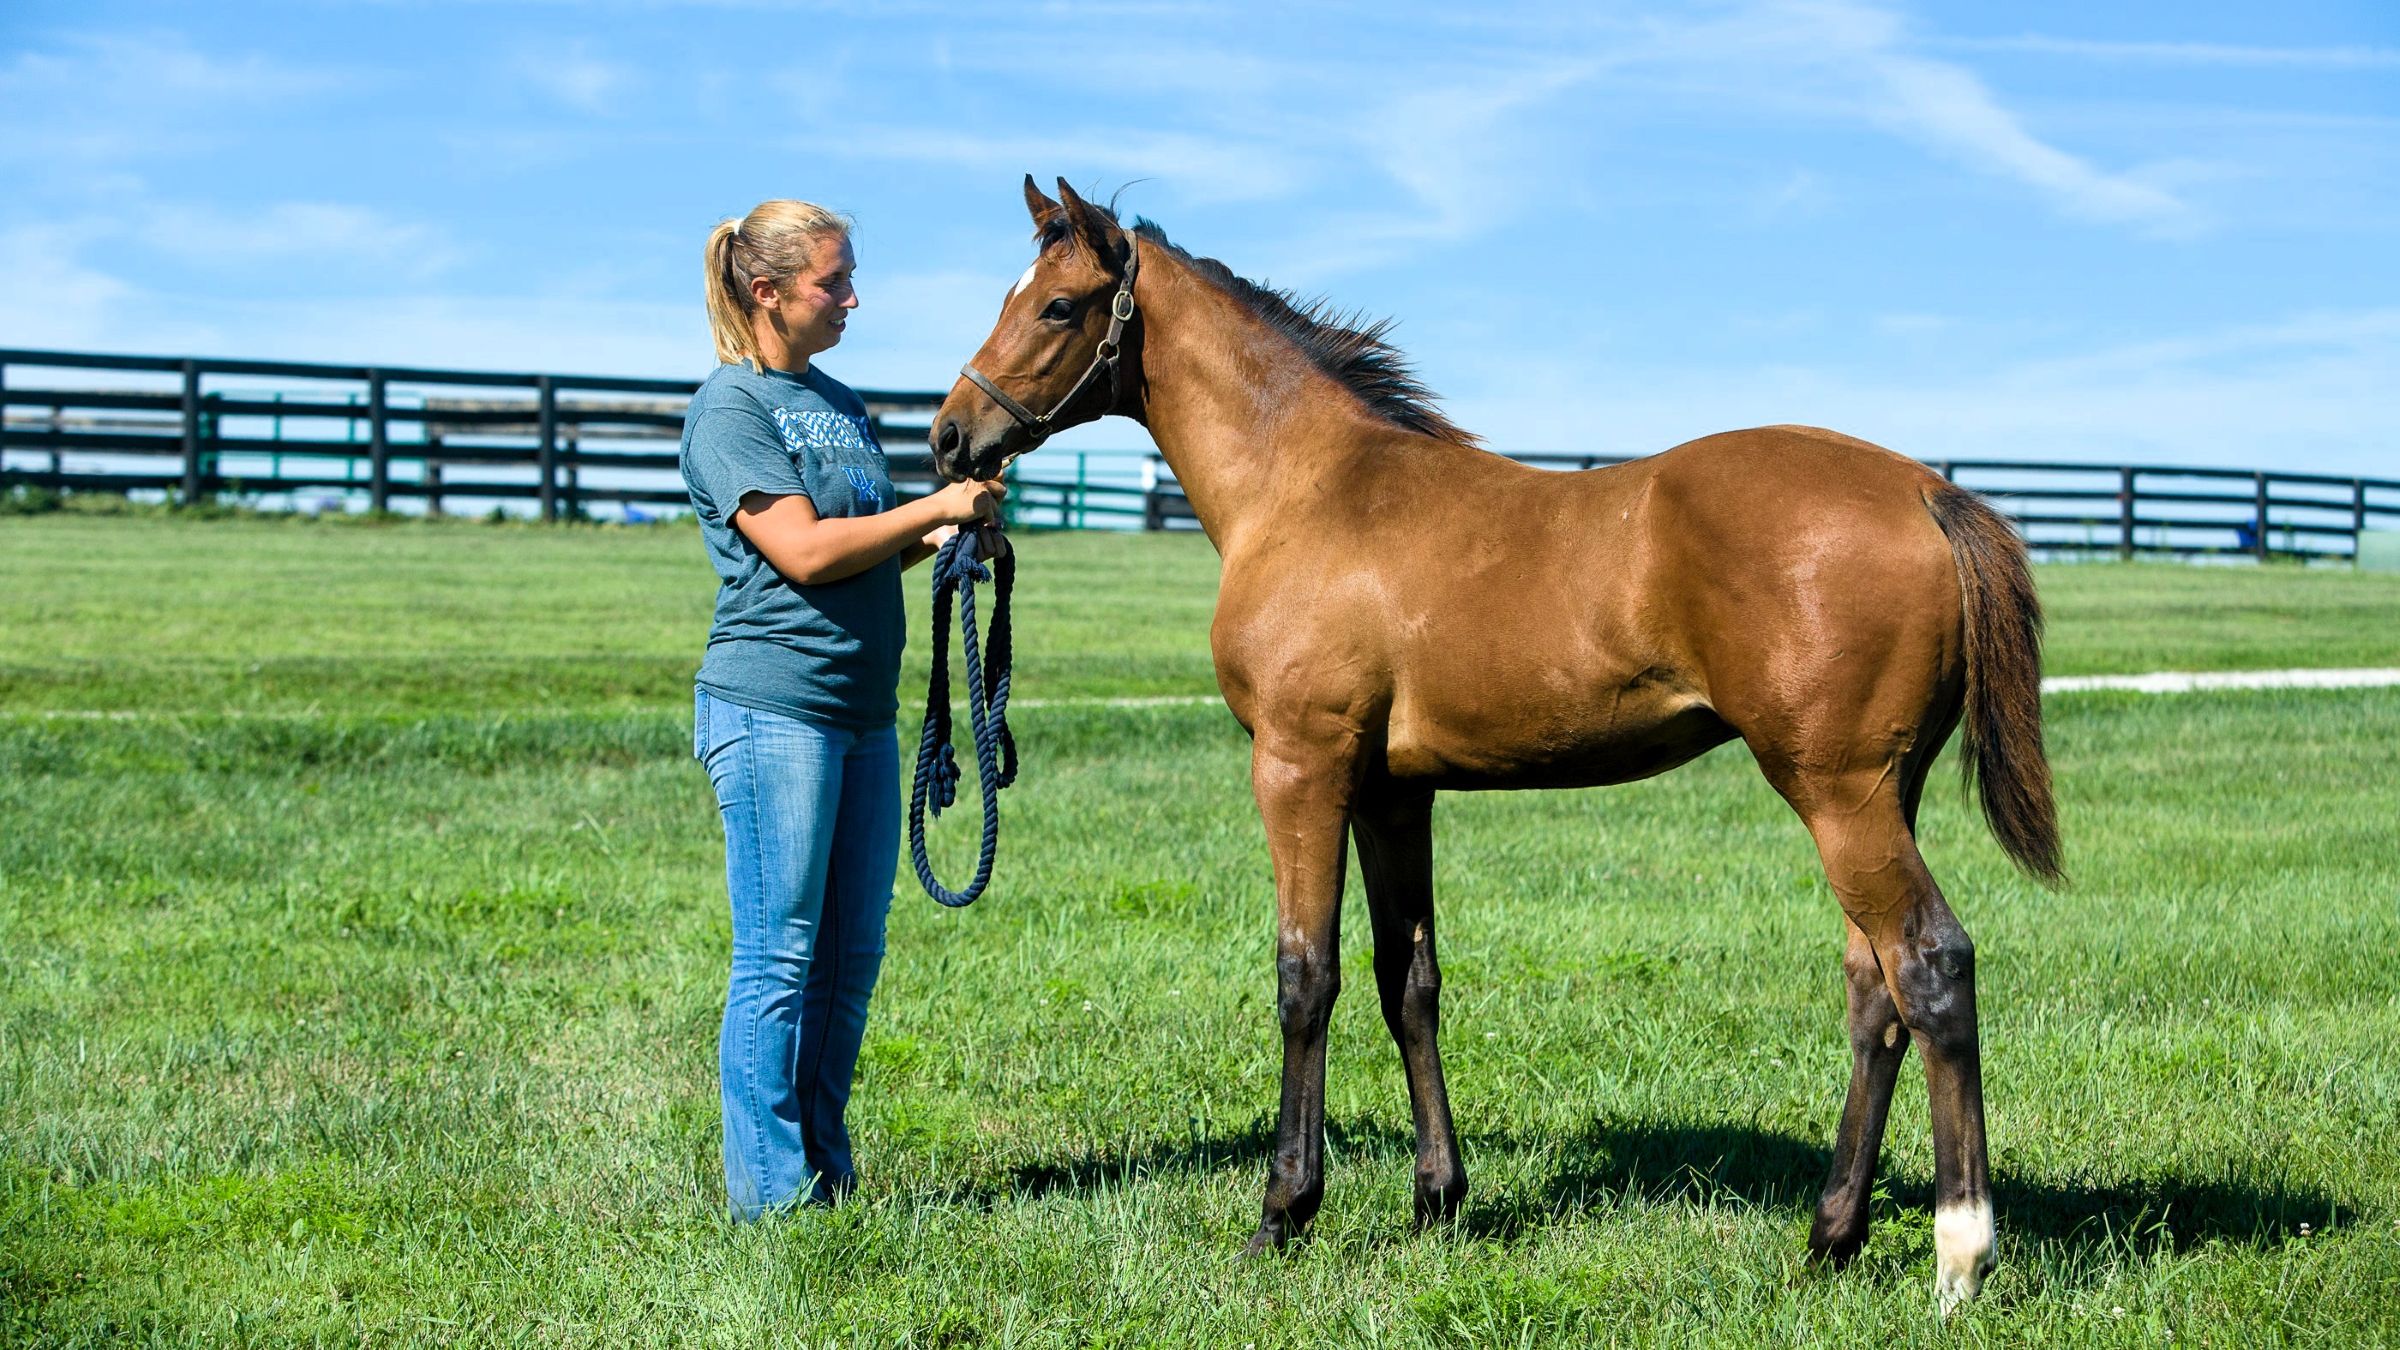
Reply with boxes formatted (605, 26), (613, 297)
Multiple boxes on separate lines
(842, 466), (884, 513)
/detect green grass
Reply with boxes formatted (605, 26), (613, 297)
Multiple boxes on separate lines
(2, 515), (2395, 715)
(3, 515), (2398, 1346)
(0, 515), (1223, 714)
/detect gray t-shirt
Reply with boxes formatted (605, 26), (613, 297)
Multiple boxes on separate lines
(680, 360), (903, 728)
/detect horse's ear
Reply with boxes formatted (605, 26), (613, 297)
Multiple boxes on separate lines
(1023, 174), (1061, 227)
(1055, 178), (1127, 270)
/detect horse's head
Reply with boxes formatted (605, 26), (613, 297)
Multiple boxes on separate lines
(933, 176), (1140, 482)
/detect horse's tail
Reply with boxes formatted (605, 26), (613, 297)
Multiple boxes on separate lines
(1924, 483), (2065, 885)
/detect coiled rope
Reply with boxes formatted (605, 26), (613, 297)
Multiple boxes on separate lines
(907, 524), (1017, 907)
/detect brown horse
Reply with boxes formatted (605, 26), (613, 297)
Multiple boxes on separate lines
(934, 178), (2061, 1311)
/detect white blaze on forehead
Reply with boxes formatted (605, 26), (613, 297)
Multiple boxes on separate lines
(1007, 262), (1039, 299)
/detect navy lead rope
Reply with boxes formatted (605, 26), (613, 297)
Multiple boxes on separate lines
(908, 525), (1018, 907)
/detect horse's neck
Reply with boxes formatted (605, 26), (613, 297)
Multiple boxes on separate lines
(1129, 252), (1376, 552)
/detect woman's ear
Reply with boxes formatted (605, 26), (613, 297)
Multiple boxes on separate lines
(749, 273), (782, 310)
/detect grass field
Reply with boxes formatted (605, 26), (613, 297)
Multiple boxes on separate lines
(4, 513), (2398, 1346)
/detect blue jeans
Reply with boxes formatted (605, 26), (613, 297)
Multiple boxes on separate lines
(694, 687), (898, 1219)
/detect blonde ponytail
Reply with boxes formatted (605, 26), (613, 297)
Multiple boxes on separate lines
(703, 200), (853, 366)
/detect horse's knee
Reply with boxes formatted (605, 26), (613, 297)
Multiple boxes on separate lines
(1275, 947), (1339, 1035)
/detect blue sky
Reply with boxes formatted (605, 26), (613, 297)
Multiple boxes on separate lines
(3, 0), (2395, 474)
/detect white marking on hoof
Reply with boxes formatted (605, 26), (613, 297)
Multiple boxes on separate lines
(1934, 1199), (1997, 1314)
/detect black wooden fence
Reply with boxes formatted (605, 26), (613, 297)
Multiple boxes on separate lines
(0, 347), (946, 522)
(5, 347), (2396, 560)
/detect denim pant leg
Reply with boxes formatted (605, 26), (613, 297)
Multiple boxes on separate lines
(698, 688), (850, 1219)
(790, 723), (898, 1196)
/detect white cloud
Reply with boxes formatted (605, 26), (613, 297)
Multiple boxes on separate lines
(1440, 307), (2400, 477)
(1872, 312), (1953, 336)
(0, 31), (346, 103)
(0, 221), (1005, 389)
(1936, 35), (2400, 70)
(0, 31), (364, 172)
(515, 41), (636, 114)
(833, 128), (1309, 206)
(1755, 168), (1834, 221)
(1863, 49), (2189, 229)
(1234, 59), (1602, 281)
(881, 32), (1602, 275)
(0, 226), (143, 351)
(1646, 0), (2196, 233)
(139, 202), (461, 278)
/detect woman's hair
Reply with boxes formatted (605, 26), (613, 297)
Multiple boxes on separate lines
(704, 200), (853, 365)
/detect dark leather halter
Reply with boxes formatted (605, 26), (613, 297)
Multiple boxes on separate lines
(959, 242), (1139, 444)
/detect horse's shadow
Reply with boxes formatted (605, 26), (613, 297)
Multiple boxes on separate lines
(994, 1114), (2346, 1257)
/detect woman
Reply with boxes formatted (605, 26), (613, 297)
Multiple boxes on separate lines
(680, 200), (1005, 1219)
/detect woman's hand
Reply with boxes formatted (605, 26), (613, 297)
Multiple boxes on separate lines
(736, 476), (1004, 584)
(930, 476), (1007, 526)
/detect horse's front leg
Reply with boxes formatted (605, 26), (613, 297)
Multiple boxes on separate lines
(1243, 732), (1356, 1253)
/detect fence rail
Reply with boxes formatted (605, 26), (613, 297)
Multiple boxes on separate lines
(5, 347), (2396, 558)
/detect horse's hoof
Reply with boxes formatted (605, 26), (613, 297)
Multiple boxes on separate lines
(1241, 1228), (1281, 1257)
(1411, 1173), (1467, 1230)
(1806, 1226), (1868, 1270)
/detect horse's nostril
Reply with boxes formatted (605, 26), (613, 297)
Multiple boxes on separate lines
(936, 420), (962, 456)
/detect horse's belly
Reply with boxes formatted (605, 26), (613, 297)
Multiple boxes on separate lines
(1382, 681), (1735, 791)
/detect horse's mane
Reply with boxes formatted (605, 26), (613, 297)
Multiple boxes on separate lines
(1038, 208), (1481, 448)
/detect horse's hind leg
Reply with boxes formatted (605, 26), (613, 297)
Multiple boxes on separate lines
(1354, 788), (1466, 1226)
(1793, 774), (1996, 1311)
(1808, 921), (1907, 1265)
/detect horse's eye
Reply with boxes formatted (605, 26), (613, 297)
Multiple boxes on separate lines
(1042, 297), (1075, 321)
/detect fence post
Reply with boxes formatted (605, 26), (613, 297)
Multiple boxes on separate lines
(0, 357), (8, 489)
(426, 435), (445, 519)
(1141, 454), (1163, 530)
(1936, 461), (1953, 481)
(367, 371), (390, 514)
(537, 377), (559, 522)
(2253, 472), (2270, 561)
(2354, 478), (2368, 562)
(2119, 466), (2136, 559)
(42, 388), (64, 490)
(564, 429), (581, 521)
(179, 360), (203, 505)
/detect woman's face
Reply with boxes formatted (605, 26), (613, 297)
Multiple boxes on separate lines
(766, 233), (858, 360)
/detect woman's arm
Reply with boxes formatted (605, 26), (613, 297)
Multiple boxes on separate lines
(733, 478), (1002, 586)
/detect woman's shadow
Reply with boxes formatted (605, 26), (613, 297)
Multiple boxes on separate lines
(999, 1113), (2345, 1256)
